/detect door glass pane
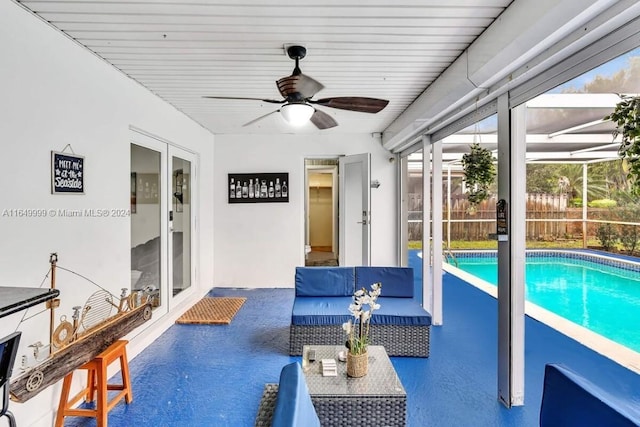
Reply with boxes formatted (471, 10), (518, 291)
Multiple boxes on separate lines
(172, 157), (191, 296)
(131, 144), (161, 307)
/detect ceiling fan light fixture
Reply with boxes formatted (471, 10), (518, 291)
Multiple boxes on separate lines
(280, 103), (314, 126)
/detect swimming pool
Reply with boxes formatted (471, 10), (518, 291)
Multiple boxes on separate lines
(453, 250), (640, 353)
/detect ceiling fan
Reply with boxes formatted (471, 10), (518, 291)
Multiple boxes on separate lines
(203, 45), (389, 129)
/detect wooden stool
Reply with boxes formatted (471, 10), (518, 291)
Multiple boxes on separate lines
(55, 340), (132, 427)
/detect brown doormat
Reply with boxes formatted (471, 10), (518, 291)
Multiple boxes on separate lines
(175, 297), (246, 325)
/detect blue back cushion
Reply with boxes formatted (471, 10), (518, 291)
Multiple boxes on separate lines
(355, 267), (414, 298)
(540, 364), (640, 427)
(295, 267), (355, 296)
(271, 362), (321, 427)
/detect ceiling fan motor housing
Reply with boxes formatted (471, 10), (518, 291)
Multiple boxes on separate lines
(286, 45), (307, 60)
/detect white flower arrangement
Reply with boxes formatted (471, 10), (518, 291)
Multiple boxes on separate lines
(342, 282), (382, 355)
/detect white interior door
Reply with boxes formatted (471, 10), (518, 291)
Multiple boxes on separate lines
(339, 153), (371, 266)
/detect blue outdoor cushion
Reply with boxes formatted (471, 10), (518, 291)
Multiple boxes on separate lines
(295, 267), (355, 297)
(370, 298), (431, 326)
(291, 297), (352, 325)
(540, 364), (640, 427)
(271, 362), (321, 427)
(292, 297), (431, 326)
(355, 266), (414, 298)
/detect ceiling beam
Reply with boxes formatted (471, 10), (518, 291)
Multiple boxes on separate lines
(525, 93), (633, 108)
(440, 133), (620, 144)
(382, 0), (639, 152)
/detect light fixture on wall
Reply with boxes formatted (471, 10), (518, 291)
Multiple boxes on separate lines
(280, 103), (314, 126)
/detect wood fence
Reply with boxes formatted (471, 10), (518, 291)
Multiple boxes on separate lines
(408, 193), (587, 241)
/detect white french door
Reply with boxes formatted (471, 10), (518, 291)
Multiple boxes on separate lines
(168, 146), (197, 307)
(130, 130), (197, 317)
(339, 153), (371, 266)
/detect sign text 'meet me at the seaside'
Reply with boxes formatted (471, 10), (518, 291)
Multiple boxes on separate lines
(51, 151), (84, 194)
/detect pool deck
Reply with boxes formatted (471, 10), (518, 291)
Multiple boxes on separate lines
(61, 274), (640, 427)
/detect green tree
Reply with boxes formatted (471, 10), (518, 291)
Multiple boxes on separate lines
(553, 164), (610, 201)
(526, 164), (556, 193)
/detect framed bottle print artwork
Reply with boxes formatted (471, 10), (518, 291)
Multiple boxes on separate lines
(228, 173), (288, 203)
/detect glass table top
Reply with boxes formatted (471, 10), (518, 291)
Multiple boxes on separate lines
(302, 345), (406, 397)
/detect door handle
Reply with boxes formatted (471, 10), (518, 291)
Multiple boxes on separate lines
(357, 211), (368, 225)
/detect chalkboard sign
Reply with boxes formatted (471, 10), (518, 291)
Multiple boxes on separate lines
(51, 151), (84, 194)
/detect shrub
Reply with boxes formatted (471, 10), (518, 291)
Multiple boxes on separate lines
(588, 199), (618, 208)
(619, 225), (639, 255)
(619, 207), (640, 255)
(596, 223), (619, 251)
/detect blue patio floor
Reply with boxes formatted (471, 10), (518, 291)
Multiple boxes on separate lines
(62, 275), (640, 426)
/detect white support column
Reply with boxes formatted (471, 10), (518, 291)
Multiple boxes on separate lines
(400, 156), (409, 266)
(497, 94), (526, 407)
(447, 165), (452, 250)
(582, 163), (588, 249)
(431, 140), (443, 325)
(422, 135), (432, 313)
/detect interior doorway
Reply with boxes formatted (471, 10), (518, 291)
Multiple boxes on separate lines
(305, 159), (339, 266)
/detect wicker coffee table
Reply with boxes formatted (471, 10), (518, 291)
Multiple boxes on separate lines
(302, 345), (406, 427)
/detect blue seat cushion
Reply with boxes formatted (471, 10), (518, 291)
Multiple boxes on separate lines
(271, 362), (321, 427)
(292, 297), (431, 326)
(540, 364), (640, 427)
(355, 266), (414, 298)
(295, 266), (355, 297)
(370, 297), (431, 326)
(292, 297), (352, 325)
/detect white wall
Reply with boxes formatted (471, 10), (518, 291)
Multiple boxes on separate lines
(214, 133), (397, 287)
(0, 3), (214, 426)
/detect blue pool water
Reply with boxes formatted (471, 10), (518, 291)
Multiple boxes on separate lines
(454, 251), (640, 353)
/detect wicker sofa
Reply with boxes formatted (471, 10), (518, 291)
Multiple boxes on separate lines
(289, 266), (431, 357)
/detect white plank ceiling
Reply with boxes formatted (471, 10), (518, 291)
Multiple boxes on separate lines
(17, 0), (513, 135)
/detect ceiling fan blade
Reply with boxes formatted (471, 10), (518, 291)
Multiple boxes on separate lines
(242, 110), (280, 127)
(203, 96), (284, 104)
(310, 109), (338, 130)
(311, 97), (389, 113)
(276, 74), (324, 100)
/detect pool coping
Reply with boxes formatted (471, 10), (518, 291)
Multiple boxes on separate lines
(442, 251), (640, 375)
